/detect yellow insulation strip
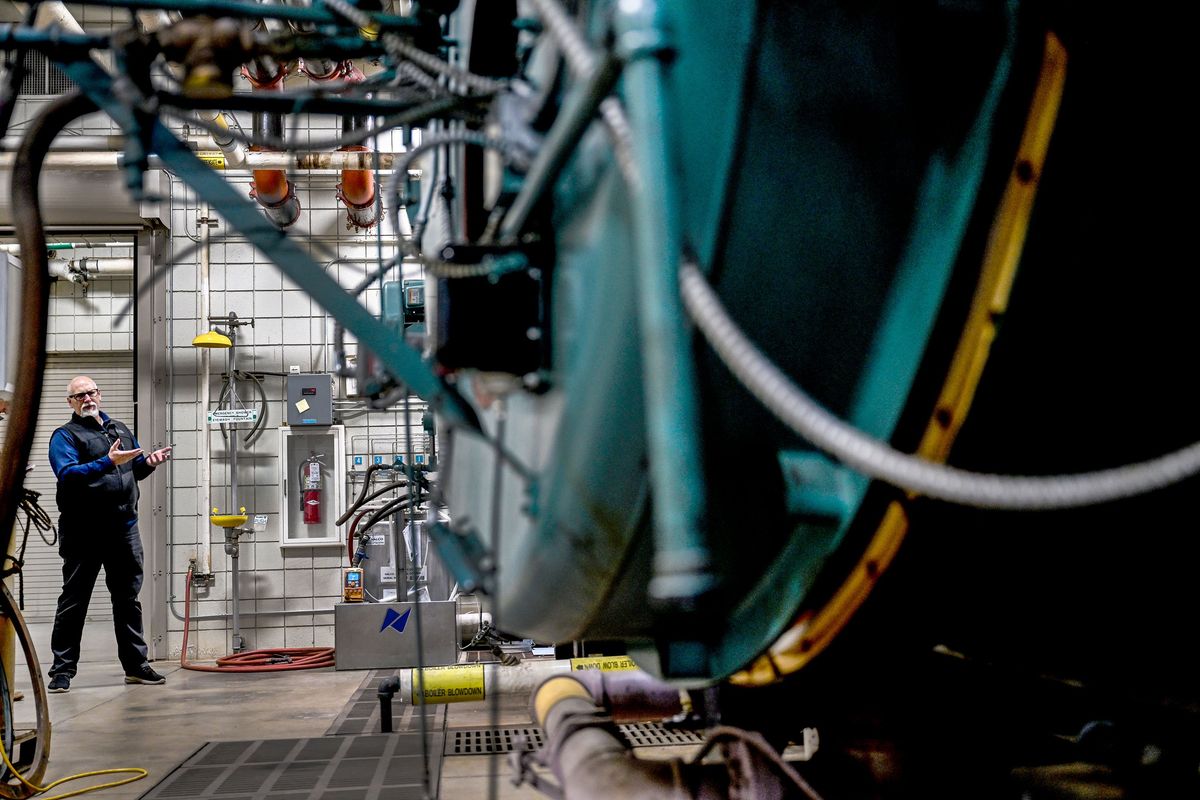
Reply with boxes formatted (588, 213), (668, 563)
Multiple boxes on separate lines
(410, 664), (485, 704)
(195, 151), (226, 170)
(569, 655), (639, 672)
(730, 31), (1069, 687)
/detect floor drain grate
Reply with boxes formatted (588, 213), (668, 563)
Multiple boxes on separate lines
(447, 727), (545, 755)
(446, 722), (704, 755)
(618, 723), (706, 747)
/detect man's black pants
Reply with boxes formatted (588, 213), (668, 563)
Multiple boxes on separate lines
(49, 526), (149, 677)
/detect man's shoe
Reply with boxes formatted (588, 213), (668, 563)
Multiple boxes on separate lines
(47, 674), (70, 693)
(124, 665), (166, 685)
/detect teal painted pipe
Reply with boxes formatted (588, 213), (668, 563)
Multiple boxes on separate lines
(613, 1), (714, 610)
(76, 0), (421, 30)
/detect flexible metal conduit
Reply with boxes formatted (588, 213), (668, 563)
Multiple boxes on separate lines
(679, 261), (1200, 510)
(527, 0), (637, 185)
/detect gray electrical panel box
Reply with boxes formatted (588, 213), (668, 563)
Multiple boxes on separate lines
(286, 373), (334, 426)
(334, 600), (458, 670)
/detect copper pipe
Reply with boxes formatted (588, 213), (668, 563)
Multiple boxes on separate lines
(307, 60), (379, 231)
(244, 63), (301, 228)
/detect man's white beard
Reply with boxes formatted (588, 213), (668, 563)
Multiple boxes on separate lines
(81, 404), (99, 419)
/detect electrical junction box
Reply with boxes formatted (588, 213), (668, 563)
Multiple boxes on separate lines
(334, 600), (458, 670)
(286, 373), (333, 426)
(383, 279), (425, 329)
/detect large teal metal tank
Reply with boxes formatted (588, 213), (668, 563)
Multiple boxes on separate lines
(438, 0), (1056, 682)
(441, 0), (1200, 710)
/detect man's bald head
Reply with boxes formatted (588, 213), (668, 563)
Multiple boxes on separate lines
(66, 375), (101, 418)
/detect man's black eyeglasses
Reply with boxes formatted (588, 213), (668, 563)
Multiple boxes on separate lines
(68, 389), (100, 401)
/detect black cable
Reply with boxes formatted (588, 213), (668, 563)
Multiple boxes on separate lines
(350, 480), (411, 518)
(15, 488), (56, 610)
(359, 492), (426, 535)
(238, 369), (268, 446)
(336, 460), (390, 525)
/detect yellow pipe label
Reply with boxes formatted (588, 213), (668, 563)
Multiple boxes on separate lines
(196, 151), (226, 169)
(570, 655), (638, 672)
(412, 664), (485, 704)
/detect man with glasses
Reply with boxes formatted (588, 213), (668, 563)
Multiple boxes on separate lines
(45, 375), (172, 693)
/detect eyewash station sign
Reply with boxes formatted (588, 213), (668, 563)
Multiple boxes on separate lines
(207, 408), (259, 425)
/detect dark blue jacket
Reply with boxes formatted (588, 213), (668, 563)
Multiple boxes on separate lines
(49, 412), (155, 533)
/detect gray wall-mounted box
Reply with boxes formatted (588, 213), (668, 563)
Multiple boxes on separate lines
(334, 600), (458, 670)
(286, 373), (333, 426)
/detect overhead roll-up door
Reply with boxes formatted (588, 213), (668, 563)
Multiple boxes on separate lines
(2, 352), (135, 622)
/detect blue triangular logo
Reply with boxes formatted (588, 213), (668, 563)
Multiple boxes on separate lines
(380, 608), (411, 634)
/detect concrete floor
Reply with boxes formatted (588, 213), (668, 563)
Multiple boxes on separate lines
(9, 620), (567, 800)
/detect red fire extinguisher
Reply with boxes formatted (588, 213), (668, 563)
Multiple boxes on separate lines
(300, 454), (324, 525)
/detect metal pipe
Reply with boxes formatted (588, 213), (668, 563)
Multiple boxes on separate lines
(198, 204), (214, 576)
(229, 541), (242, 651)
(246, 69), (302, 228)
(496, 52), (622, 242)
(378, 675), (401, 732)
(0, 151), (411, 171)
(614, 3), (714, 616)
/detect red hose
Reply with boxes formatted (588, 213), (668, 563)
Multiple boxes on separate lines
(181, 566), (335, 672)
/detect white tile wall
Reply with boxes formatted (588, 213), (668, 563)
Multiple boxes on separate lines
(47, 244), (136, 354)
(156, 147), (427, 658)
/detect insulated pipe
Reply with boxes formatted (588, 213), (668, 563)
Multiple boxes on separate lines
(245, 66), (301, 228)
(393, 659), (677, 718)
(71, 257), (134, 275)
(0, 135), (175, 151)
(46, 261), (72, 281)
(533, 678), (706, 800)
(196, 109), (246, 168)
(0, 151), (407, 170)
(531, 677), (819, 800)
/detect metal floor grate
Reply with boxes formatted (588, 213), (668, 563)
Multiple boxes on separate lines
(140, 733), (444, 800)
(618, 722), (706, 748)
(445, 722), (705, 755)
(326, 669), (444, 736)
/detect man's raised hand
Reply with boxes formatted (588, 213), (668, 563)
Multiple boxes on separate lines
(108, 438), (143, 465)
